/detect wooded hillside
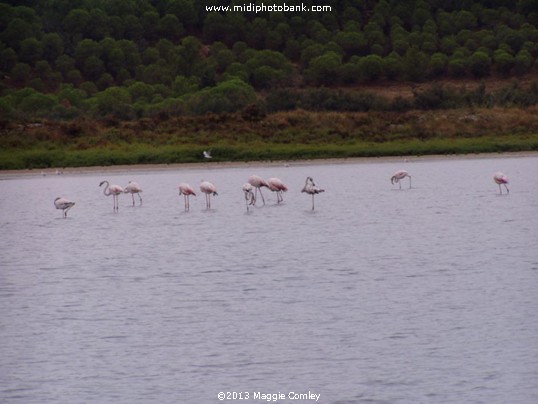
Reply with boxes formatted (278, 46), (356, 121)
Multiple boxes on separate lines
(1, 0), (538, 122)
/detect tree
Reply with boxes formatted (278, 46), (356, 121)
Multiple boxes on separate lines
(514, 49), (532, 74)
(159, 14), (184, 41)
(41, 33), (64, 63)
(403, 46), (429, 81)
(187, 78), (257, 114)
(63, 9), (91, 38)
(1, 18), (37, 49)
(304, 51), (342, 85)
(88, 8), (110, 40)
(0, 48), (17, 72)
(171, 75), (200, 96)
(429, 52), (448, 77)
(95, 86), (133, 118)
(335, 31), (368, 57)
(493, 48), (515, 74)
(245, 49), (295, 88)
(11, 63), (31, 85)
(19, 38), (43, 64)
(468, 51), (491, 77)
(74, 39), (101, 70)
(128, 81), (154, 102)
(83, 56), (106, 81)
(383, 52), (403, 80)
(448, 57), (467, 77)
(19, 91), (57, 117)
(358, 54), (383, 81)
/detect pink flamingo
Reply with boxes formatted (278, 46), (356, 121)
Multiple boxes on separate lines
(242, 183), (255, 211)
(54, 197), (75, 217)
(391, 170), (412, 189)
(124, 181), (143, 206)
(200, 180), (218, 209)
(100, 180), (123, 211)
(301, 176), (325, 210)
(267, 177), (288, 204)
(248, 175), (269, 205)
(493, 172), (509, 194)
(179, 182), (196, 211)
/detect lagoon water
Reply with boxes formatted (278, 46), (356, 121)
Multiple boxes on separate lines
(1, 155), (537, 404)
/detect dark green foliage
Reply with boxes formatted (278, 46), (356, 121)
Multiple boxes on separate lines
(0, 0), (536, 122)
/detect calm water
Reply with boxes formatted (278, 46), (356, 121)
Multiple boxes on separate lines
(1, 156), (537, 404)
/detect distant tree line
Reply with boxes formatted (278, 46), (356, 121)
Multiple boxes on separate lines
(1, 0), (538, 120)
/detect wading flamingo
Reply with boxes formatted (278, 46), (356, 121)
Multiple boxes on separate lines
(493, 172), (509, 194)
(100, 180), (123, 211)
(179, 182), (196, 211)
(267, 177), (288, 204)
(248, 175), (269, 205)
(301, 176), (325, 210)
(391, 170), (412, 189)
(124, 181), (143, 206)
(200, 180), (218, 209)
(242, 183), (255, 211)
(54, 197), (75, 217)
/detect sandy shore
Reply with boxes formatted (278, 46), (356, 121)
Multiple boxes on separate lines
(1, 151), (537, 179)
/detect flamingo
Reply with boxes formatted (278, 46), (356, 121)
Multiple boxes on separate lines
(54, 197), (75, 217)
(200, 180), (218, 209)
(248, 175), (269, 205)
(203, 150), (212, 159)
(124, 181), (143, 206)
(301, 176), (325, 210)
(242, 183), (255, 211)
(391, 170), (412, 189)
(99, 180), (123, 211)
(267, 177), (288, 204)
(493, 172), (509, 194)
(179, 182), (196, 211)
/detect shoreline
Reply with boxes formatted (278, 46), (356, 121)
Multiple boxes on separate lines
(1, 151), (537, 179)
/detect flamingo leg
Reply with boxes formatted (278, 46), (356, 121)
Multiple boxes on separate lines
(259, 188), (265, 205)
(505, 184), (509, 194)
(137, 193), (142, 205)
(131, 193), (135, 206)
(409, 176), (412, 189)
(65, 205), (73, 217)
(312, 195), (315, 210)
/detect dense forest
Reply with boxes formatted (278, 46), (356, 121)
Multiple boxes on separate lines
(1, 0), (538, 169)
(1, 0), (538, 121)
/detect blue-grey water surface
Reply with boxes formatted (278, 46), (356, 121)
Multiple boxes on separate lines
(1, 155), (537, 404)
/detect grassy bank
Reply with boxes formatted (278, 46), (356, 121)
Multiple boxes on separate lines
(1, 107), (538, 170)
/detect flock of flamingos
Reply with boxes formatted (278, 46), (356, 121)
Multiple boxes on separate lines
(53, 169), (510, 218)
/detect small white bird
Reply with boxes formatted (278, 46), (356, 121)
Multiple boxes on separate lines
(391, 170), (411, 189)
(242, 183), (255, 211)
(124, 181), (143, 206)
(493, 172), (509, 194)
(203, 150), (212, 159)
(179, 182), (196, 211)
(200, 180), (218, 209)
(301, 177), (325, 210)
(54, 197), (75, 217)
